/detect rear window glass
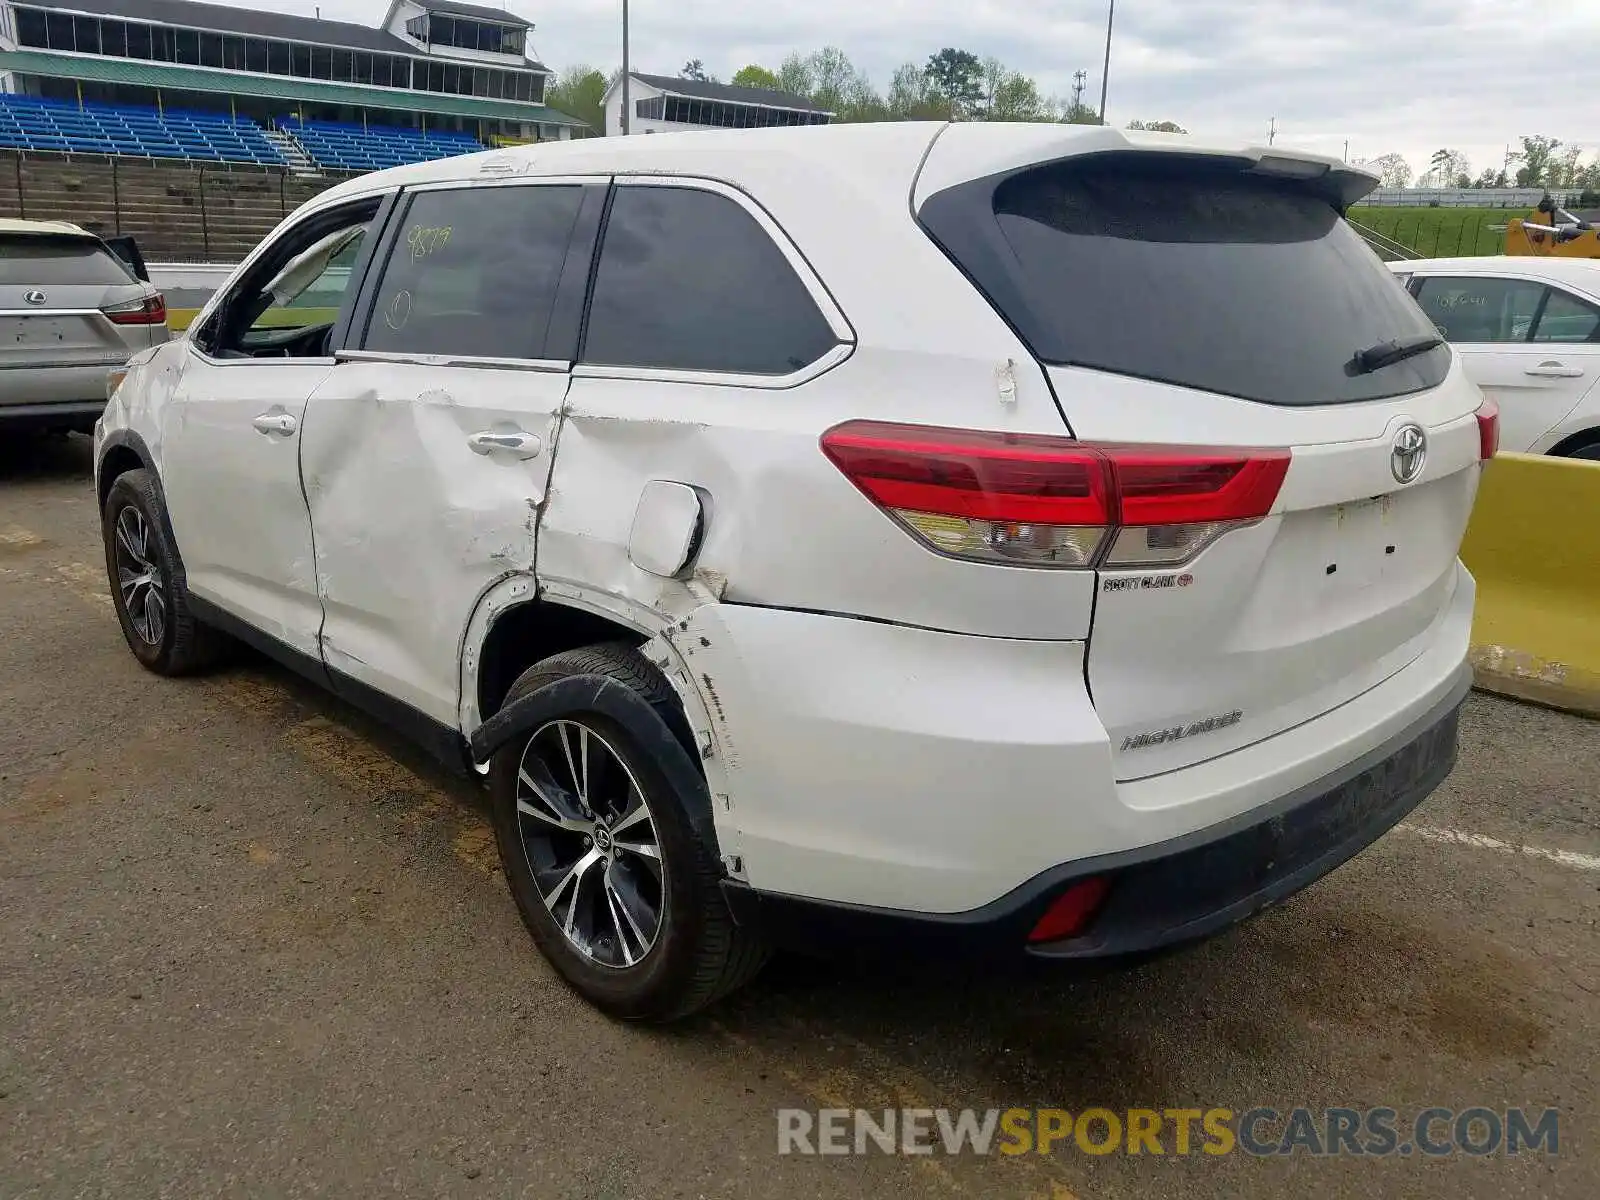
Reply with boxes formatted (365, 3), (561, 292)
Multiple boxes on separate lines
(921, 157), (1450, 405)
(0, 235), (134, 286)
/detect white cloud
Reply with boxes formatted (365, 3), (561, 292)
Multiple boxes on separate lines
(221, 0), (1600, 177)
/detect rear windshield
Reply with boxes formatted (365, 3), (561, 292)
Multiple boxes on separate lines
(0, 235), (135, 286)
(920, 156), (1450, 405)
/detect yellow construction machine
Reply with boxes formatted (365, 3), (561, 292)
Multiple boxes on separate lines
(1501, 195), (1600, 258)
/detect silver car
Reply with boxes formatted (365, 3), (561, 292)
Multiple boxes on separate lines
(1, 218), (169, 433)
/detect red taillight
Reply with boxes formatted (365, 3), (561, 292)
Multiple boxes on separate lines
(103, 293), (167, 326)
(1476, 397), (1499, 461)
(820, 421), (1289, 570)
(1027, 876), (1112, 944)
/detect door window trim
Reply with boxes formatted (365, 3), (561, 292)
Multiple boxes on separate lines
(573, 174), (856, 391)
(343, 175), (607, 369)
(187, 189), (398, 368)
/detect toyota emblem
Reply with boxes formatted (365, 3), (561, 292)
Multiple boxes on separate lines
(23, 290), (46, 305)
(1391, 423), (1427, 485)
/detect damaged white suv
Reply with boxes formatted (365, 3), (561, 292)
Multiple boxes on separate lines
(96, 123), (1496, 1021)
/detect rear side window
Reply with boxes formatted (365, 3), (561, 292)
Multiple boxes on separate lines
(0, 235), (135, 286)
(582, 186), (837, 376)
(1413, 277), (1544, 343)
(920, 156), (1451, 405)
(1532, 288), (1600, 343)
(361, 184), (584, 360)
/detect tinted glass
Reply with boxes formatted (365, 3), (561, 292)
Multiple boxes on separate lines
(363, 185), (584, 359)
(0, 236), (134, 286)
(1414, 276), (1545, 343)
(583, 186), (837, 375)
(1533, 287), (1600, 343)
(923, 156), (1450, 405)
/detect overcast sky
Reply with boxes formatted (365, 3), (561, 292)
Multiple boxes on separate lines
(257, 0), (1597, 179)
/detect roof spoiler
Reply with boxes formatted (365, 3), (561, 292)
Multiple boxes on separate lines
(914, 125), (1381, 214)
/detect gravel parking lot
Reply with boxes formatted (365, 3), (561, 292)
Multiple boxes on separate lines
(3, 434), (1596, 1200)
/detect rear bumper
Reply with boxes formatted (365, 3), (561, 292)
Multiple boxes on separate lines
(0, 399), (108, 429)
(723, 667), (1468, 962)
(0, 363), (119, 415)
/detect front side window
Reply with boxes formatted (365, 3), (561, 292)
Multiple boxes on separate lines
(1531, 288), (1600, 343)
(1414, 277), (1546, 344)
(200, 204), (376, 360)
(360, 185), (585, 361)
(582, 186), (838, 376)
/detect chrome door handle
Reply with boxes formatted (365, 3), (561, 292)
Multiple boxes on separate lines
(252, 411), (298, 436)
(1524, 363), (1584, 378)
(467, 430), (542, 459)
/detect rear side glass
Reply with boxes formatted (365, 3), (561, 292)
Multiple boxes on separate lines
(361, 184), (584, 359)
(920, 156), (1452, 406)
(582, 186), (837, 376)
(1414, 277), (1545, 343)
(0, 236), (135, 286)
(1532, 288), (1600, 343)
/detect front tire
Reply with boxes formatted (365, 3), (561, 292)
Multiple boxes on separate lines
(489, 643), (767, 1021)
(101, 468), (227, 675)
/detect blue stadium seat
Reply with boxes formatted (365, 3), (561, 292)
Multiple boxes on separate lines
(276, 116), (486, 172)
(0, 93), (285, 164)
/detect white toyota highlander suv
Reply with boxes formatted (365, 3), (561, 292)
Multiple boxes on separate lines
(94, 123), (1497, 1021)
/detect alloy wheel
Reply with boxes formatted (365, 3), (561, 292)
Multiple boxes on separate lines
(113, 506), (165, 646)
(515, 719), (665, 969)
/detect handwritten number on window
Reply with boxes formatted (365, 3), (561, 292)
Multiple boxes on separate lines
(407, 224), (452, 262)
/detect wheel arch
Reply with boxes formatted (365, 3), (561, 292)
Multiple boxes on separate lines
(96, 429), (157, 511)
(1546, 425), (1600, 458)
(460, 583), (713, 774)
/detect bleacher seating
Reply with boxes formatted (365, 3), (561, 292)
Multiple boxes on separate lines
(0, 94), (284, 166)
(278, 117), (485, 172)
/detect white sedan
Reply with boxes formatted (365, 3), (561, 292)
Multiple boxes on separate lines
(1390, 256), (1600, 458)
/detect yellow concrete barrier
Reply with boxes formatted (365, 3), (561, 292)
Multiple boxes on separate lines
(1459, 452), (1600, 718)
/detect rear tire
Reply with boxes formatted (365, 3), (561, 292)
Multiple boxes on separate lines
(489, 643), (767, 1021)
(101, 468), (228, 675)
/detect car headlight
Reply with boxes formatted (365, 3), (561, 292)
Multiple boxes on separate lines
(106, 367), (128, 400)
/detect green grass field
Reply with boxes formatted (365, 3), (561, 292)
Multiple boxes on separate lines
(1346, 206), (1518, 258)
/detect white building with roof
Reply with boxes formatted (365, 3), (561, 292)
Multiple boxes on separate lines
(602, 71), (831, 137)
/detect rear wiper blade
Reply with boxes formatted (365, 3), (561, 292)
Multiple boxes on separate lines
(1352, 334), (1444, 374)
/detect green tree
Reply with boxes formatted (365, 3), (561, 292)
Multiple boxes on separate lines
(776, 52), (814, 100)
(924, 47), (984, 119)
(546, 65), (607, 136)
(1424, 148), (1470, 188)
(1360, 153), (1413, 189)
(974, 56), (1046, 121)
(885, 62), (947, 119)
(1515, 135), (1561, 187)
(731, 64), (780, 91)
(772, 47), (882, 121)
(1126, 119), (1187, 133)
(1060, 101), (1103, 125)
(681, 59), (712, 83)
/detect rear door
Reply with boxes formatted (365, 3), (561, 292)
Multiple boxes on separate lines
(1412, 273), (1598, 452)
(916, 145), (1486, 780)
(0, 232), (159, 408)
(299, 177), (603, 728)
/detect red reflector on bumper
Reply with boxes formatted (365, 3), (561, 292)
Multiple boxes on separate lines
(1026, 876), (1112, 944)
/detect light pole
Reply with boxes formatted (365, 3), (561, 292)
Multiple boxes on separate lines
(620, 0), (630, 135)
(1098, 0), (1115, 124)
